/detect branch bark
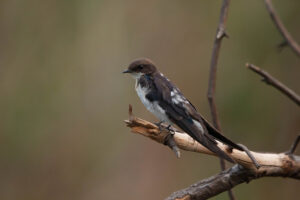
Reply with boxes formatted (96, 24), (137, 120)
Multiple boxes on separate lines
(246, 63), (300, 106)
(264, 0), (300, 57)
(166, 162), (300, 200)
(124, 114), (300, 199)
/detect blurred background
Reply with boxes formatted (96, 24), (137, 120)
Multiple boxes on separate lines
(0, 0), (299, 199)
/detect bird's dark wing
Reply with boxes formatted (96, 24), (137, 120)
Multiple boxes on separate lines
(148, 73), (235, 162)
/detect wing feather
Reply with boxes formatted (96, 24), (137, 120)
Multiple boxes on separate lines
(151, 73), (236, 162)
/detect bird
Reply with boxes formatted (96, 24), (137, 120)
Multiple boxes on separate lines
(123, 58), (243, 162)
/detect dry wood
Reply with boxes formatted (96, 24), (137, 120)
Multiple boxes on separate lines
(124, 108), (300, 199)
(124, 113), (300, 172)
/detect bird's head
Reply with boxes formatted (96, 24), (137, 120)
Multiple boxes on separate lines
(123, 58), (157, 79)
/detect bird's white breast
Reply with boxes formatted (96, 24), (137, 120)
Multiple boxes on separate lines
(135, 81), (171, 123)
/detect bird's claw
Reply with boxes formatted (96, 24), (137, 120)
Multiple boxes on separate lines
(154, 121), (165, 132)
(155, 121), (175, 135)
(166, 124), (175, 135)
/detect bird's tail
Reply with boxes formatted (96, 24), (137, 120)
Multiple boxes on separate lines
(200, 117), (244, 151)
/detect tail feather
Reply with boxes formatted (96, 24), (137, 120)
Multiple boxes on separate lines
(201, 117), (243, 151)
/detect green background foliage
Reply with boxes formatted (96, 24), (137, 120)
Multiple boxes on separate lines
(0, 0), (299, 199)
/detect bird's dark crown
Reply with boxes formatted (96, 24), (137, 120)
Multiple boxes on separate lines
(125, 58), (157, 75)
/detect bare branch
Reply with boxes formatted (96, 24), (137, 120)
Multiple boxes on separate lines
(124, 110), (300, 199)
(264, 0), (300, 57)
(124, 115), (300, 171)
(165, 162), (300, 200)
(246, 63), (300, 106)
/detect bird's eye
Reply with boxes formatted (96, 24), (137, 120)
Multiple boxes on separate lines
(137, 65), (144, 70)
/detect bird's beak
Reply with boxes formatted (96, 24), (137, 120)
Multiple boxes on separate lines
(122, 69), (131, 74)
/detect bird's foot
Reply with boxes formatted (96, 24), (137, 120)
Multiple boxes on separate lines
(166, 124), (175, 135)
(154, 121), (165, 132)
(154, 121), (175, 135)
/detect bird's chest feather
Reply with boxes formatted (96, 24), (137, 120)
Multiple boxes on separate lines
(135, 81), (152, 110)
(135, 79), (170, 123)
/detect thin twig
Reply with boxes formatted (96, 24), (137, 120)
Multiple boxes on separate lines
(246, 63), (300, 106)
(264, 0), (300, 57)
(286, 135), (300, 155)
(207, 1), (234, 198)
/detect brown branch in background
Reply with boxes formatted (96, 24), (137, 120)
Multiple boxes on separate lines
(264, 0), (300, 57)
(207, 0), (230, 130)
(207, 1), (234, 198)
(246, 63), (300, 106)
